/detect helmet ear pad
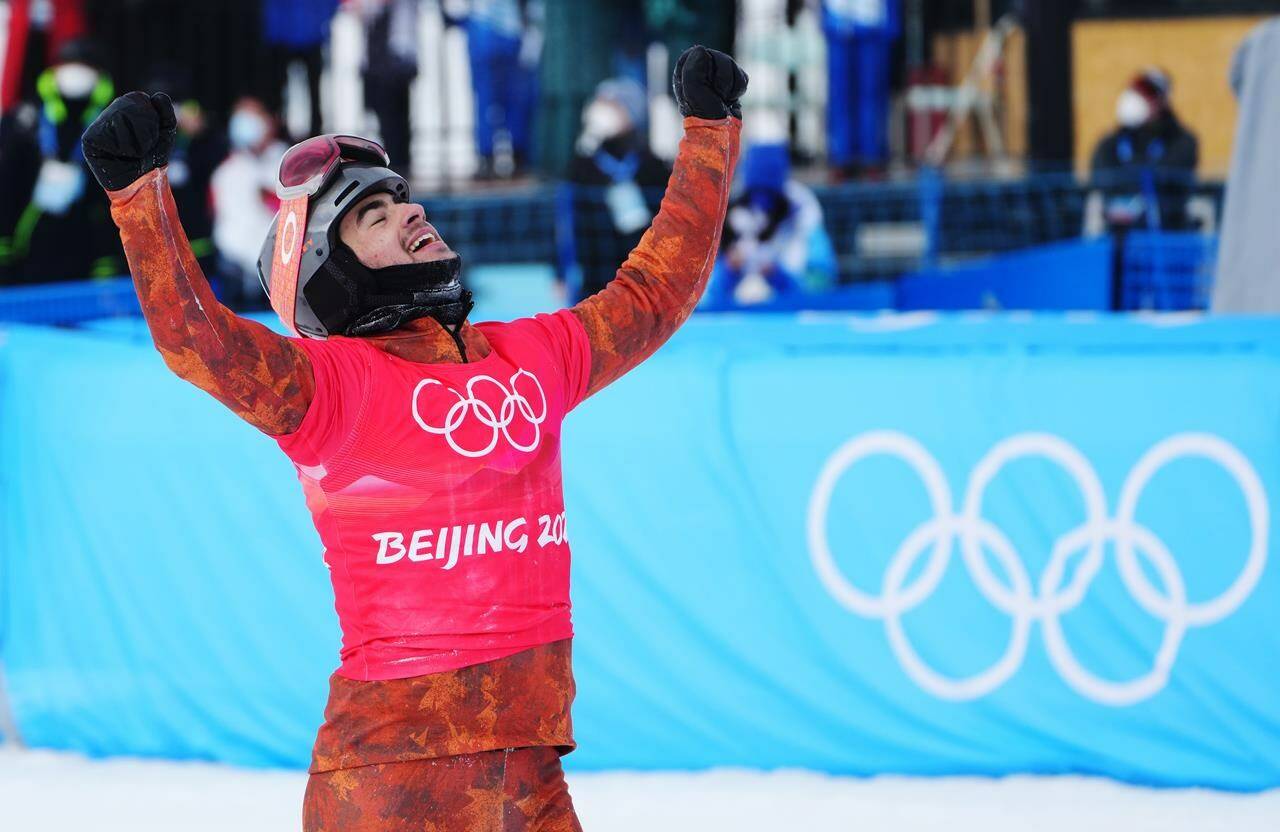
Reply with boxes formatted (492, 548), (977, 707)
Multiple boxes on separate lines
(306, 248), (364, 336)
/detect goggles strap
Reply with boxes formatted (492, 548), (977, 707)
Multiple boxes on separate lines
(269, 195), (310, 335)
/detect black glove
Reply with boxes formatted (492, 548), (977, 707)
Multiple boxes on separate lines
(672, 45), (748, 121)
(81, 91), (177, 191)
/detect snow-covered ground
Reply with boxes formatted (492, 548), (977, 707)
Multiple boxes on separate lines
(1, 748), (1277, 831)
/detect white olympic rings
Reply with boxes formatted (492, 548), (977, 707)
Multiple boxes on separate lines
(411, 369), (547, 458)
(279, 210), (299, 265)
(807, 431), (1268, 706)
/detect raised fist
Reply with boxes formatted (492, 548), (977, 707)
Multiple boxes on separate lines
(81, 92), (177, 192)
(672, 46), (748, 121)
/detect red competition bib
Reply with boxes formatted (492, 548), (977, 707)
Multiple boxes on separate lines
(275, 311), (593, 680)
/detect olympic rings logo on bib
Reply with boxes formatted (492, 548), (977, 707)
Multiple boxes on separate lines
(806, 431), (1269, 706)
(411, 369), (547, 458)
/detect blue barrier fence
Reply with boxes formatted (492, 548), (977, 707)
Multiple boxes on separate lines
(0, 279), (140, 325)
(1121, 231), (1218, 311)
(896, 238), (1113, 311)
(558, 171), (1224, 287)
(1, 313), (1277, 788)
(3, 169), (1221, 304)
(0, 229), (1219, 327)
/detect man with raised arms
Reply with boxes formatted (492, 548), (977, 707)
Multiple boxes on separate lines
(82, 46), (745, 831)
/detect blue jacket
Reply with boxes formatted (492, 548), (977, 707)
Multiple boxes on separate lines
(822, 0), (900, 38)
(262, 0), (341, 48)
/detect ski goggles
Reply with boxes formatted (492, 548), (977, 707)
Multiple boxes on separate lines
(276, 134), (390, 199)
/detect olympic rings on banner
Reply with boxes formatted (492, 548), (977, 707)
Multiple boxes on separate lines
(807, 431), (1268, 706)
(412, 369), (547, 458)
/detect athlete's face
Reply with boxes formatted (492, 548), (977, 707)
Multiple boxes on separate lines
(338, 192), (454, 268)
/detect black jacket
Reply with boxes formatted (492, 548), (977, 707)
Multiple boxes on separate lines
(1090, 112), (1199, 230)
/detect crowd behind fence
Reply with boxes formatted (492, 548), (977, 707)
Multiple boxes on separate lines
(414, 169), (1228, 284)
(0, 168), (1227, 325)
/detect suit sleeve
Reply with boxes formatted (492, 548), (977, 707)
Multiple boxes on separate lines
(107, 167), (314, 435)
(569, 116), (741, 398)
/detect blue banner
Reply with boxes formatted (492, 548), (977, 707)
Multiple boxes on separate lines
(897, 238), (1114, 310)
(1, 313), (1278, 790)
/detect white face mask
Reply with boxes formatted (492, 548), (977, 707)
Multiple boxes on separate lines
(1116, 89), (1152, 128)
(54, 63), (99, 100)
(229, 111), (268, 150)
(583, 100), (629, 142)
(32, 159), (85, 215)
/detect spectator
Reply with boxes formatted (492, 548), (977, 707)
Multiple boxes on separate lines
(1088, 68), (1199, 233)
(210, 97), (286, 309)
(464, 0), (542, 178)
(534, 0), (637, 177)
(261, 0), (340, 139)
(822, 0), (900, 179)
(0, 0), (88, 115)
(708, 143), (836, 307)
(145, 68), (228, 281)
(359, 0), (420, 177)
(0, 38), (122, 283)
(564, 77), (669, 299)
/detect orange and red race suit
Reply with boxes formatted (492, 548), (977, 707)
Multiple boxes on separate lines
(107, 115), (740, 828)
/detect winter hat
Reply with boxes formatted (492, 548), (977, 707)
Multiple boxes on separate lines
(1129, 67), (1171, 111)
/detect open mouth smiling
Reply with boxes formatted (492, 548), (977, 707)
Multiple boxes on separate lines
(408, 230), (439, 253)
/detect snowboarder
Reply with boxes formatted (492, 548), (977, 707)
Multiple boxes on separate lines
(81, 45), (745, 831)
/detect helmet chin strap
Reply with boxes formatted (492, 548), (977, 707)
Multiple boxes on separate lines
(332, 245), (476, 354)
(345, 293), (475, 349)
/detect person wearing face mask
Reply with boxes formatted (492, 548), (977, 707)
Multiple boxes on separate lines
(210, 97), (288, 309)
(564, 78), (670, 299)
(83, 45), (745, 829)
(1087, 68), (1199, 309)
(0, 37), (123, 284)
(1089, 68), (1199, 232)
(708, 143), (836, 308)
(0, 0), (89, 114)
